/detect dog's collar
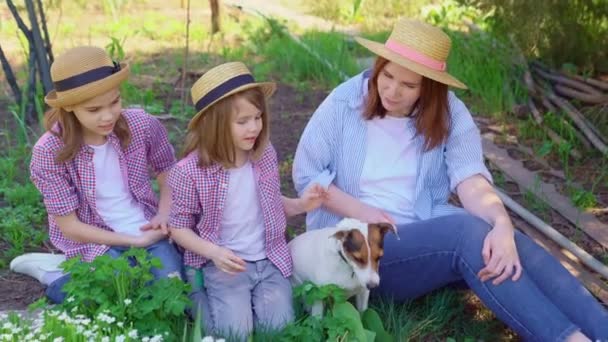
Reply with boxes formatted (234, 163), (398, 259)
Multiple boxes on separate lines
(338, 250), (356, 279)
(338, 250), (349, 264)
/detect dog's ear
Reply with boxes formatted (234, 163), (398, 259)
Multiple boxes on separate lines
(332, 230), (347, 241)
(370, 222), (398, 240)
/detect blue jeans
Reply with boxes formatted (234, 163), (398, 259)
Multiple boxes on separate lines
(372, 214), (608, 341)
(46, 239), (183, 304)
(188, 259), (294, 341)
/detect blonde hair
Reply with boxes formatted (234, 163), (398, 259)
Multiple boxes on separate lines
(183, 87), (269, 168)
(44, 107), (131, 163)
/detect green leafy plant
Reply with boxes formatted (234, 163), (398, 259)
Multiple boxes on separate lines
(59, 248), (191, 339)
(281, 282), (392, 341)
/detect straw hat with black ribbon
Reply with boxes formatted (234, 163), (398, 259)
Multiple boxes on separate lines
(355, 18), (467, 89)
(45, 46), (129, 108)
(188, 62), (276, 129)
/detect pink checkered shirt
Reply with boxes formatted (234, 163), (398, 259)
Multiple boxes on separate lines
(168, 144), (293, 277)
(30, 109), (176, 262)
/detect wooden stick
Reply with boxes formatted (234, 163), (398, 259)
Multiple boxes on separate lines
(554, 84), (608, 104)
(532, 66), (603, 98)
(545, 90), (608, 155)
(528, 99), (582, 159)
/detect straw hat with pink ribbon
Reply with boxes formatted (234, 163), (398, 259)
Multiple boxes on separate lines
(355, 18), (467, 89)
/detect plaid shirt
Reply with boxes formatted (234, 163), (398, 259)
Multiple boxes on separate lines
(168, 144), (292, 277)
(30, 109), (176, 262)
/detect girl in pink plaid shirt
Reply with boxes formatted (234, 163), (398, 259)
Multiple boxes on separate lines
(11, 46), (183, 304)
(168, 62), (326, 339)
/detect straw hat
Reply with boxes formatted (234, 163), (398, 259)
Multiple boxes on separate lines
(45, 46), (129, 108)
(355, 18), (466, 89)
(188, 62), (276, 129)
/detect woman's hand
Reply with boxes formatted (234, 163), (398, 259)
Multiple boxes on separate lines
(298, 183), (328, 212)
(209, 246), (246, 275)
(140, 212), (170, 235)
(360, 205), (396, 225)
(477, 218), (523, 285)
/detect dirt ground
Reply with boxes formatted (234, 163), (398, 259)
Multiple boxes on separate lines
(0, 82), (328, 311)
(1, 82), (606, 315)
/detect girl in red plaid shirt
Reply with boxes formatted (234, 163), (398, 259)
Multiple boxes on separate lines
(168, 62), (326, 339)
(11, 46), (183, 304)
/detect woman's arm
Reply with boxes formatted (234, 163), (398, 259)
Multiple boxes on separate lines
(456, 174), (512, 228)
(323, 185), (395, 224)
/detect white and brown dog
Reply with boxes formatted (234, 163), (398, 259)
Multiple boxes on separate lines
(288, 218), (397, 316)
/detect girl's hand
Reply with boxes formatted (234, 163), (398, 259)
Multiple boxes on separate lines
(477, 218), (523, 285)
(209, 246), (246, 275)
(298, 183), (328, 212)
(132, 229), (167, 248)
(140, 212), (170, 235)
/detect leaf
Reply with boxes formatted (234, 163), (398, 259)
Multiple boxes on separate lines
(331, 302), (368, 342)
(362, 308), (393, 342)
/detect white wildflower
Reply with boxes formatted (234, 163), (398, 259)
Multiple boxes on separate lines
(150, 335), (164, 342)
(216, 339), (225, 342)
(201, 337), (214, 342)
(123, 298), (132, 306)
(127, 329), (138, 338)
(117, 322), (124, 328)
(53, 337), (64, 342)
(115, 335), (126, 342)
(142, 337), (150, 342)
(2, 322), (12, 329)
(101, 337), (110, 342)
(66, 296), (75, 303)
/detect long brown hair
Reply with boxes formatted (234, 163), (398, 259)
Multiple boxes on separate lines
(44, 108), (131, 163)
(182, 87), (270, 168)
(363, 56), (450, 151)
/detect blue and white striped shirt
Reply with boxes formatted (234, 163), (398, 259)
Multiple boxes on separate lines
(292, 70), (492, 230)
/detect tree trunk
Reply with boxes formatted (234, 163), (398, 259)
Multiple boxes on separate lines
(210, 0), (221, 34)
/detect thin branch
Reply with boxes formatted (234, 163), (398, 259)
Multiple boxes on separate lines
(180, 0), (191, 115)
(6, 0), (33, 41)
(35, 0), (53, 62)
(25, 0), (52, 93)
(0, 44), (22, 104)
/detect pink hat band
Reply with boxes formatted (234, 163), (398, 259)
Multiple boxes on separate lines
(385, 39), (446, 72)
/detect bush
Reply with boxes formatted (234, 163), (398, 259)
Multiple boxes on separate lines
(459, 0), (608, 73)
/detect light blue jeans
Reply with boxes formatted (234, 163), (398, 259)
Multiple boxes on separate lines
(46, 239), (183, 304)
(372, 214), (608, 341)
(188, 259), (294, 341)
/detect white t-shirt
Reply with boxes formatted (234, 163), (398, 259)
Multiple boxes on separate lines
(359, 116), (418, 225)
(90, 142), (148, 237)
(219, 161), (266, 261)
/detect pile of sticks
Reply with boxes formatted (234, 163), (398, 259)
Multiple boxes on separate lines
(521, 59), (608, 158)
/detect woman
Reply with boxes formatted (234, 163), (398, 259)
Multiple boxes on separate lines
(293, 18), (608, 341)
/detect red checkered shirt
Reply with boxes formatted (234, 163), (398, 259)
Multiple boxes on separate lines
(168, 144), (293, 277)
(30, 109), (176, 262)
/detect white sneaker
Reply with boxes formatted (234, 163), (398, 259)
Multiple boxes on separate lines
(9, 253), (66, 283)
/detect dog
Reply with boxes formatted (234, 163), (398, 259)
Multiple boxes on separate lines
(288, 218), (397, 316)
